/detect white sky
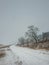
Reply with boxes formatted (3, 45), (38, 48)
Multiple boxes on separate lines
(0, 0), (49, 44)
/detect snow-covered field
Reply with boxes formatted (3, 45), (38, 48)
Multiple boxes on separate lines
(10, 45), (49, 65)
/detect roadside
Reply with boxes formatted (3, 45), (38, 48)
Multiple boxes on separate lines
(17, 41), (49, 50)
(0, 48), (21, 65)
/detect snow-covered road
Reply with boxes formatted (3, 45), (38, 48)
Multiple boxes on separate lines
(10, 45), (49, 65)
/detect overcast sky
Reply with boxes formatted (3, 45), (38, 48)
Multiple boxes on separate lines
(0, 0), (49, 44)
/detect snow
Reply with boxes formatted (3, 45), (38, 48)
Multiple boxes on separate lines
(10, 45), (49, 65)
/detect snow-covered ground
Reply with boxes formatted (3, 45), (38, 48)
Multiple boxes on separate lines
(10, 45), (49, 65)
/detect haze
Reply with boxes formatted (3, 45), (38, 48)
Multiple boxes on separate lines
(0, 0), (49, 44)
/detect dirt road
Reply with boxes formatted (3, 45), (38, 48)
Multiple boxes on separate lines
(10, 45), (49, 65)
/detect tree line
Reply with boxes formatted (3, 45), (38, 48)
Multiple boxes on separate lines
(17, 25), (49, 46)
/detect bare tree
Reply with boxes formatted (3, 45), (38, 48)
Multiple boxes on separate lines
(42, 32), (49, 42)
(25, 25), (39, 43)
(18, 37), (25, 46)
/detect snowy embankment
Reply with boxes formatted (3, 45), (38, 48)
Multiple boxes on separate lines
(10, 45), (49, 65)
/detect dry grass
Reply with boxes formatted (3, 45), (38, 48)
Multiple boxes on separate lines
(19, 41), (49, 50)
(0, 44), (6, 58)
(0, 50), (6, 58)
